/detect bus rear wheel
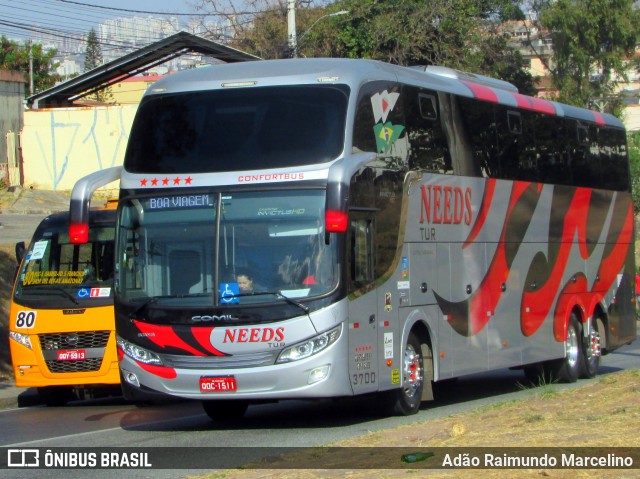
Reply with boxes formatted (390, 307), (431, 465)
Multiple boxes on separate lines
(202, 400), (249, 422)
(382, 332), (425, 416)
(579, 314), (601, 379)
(551, 314), (581, 383)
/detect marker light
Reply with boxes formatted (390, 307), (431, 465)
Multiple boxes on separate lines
(221, 81), (257, 88)
(325, 210), (348, 233)
(69, 223), (89, 244)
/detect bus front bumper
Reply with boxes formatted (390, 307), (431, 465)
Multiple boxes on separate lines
(118, 331), (353, 401)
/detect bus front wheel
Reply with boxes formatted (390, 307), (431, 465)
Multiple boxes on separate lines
(382, 332), (425, 416)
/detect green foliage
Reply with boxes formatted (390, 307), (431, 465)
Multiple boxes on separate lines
(0, 35), (60, 95)
(535, 0), (640, 113)
(231, 0), (534, 92)
(628, 132), (640, 215)
(312, 0), (517, 66)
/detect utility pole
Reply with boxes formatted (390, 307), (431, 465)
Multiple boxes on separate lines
(287, 0), (297, 58)
(28, 39), (34, 95)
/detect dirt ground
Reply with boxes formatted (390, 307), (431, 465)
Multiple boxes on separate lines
(0, 242), (17, 380)
(188, 370), (640, 479)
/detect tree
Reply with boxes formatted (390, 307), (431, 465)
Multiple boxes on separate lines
(83, 28), (112, 103)
(0, 36), (60, 96)
(84, 28), (103, 71)
(530, 0), (640, 113)
(628, 132), (640, 215)
(210, 0), (535, 93)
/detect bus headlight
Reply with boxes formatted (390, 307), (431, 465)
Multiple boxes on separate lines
(276, 325), (341, 363)
(9, 331), (32, 350)
(117, 336), (163, 366)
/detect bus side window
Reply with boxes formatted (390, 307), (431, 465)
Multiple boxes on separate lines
(349, 217), (375, 290)
(403, 86), (452, 174)
(458, 97), (499, 178)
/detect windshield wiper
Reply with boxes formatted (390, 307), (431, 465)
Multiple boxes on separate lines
(21, 285), (80, 306)
(231, 291), (310, 314)
(132, 293), (212, 318)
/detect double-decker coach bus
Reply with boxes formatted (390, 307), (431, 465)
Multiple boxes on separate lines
(70, 59), (636, 420)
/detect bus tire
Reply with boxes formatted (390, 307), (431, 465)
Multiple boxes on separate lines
(579, 314), (601, 379)
(38, 386), (74, 407)
(202, 400), (249, 422)
(551, 314), (581, 383)
(383, 332), (424, 416)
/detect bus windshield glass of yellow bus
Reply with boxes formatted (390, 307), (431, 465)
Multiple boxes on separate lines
(14, 215), (115, 308)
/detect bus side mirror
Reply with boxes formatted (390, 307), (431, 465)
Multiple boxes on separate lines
(15, 241), (26, 265)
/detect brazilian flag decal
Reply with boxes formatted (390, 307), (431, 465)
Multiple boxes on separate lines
(373, 122), (405, 153)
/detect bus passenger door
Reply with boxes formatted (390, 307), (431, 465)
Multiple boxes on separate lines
(347, 214), (379, 395)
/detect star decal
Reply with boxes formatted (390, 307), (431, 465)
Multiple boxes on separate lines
(137, 176), (196, 187)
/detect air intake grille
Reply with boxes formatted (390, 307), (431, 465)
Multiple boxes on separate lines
(45, 358), (103, 373)
(39, 331), (110, 350)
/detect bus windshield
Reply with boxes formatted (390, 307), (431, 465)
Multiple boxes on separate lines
(116, 190), (339, 308)
(124, 85), (349, 174)
(14, 216), (115, 308)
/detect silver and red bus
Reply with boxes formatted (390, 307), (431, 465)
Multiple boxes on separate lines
(70, 59), (636, 420)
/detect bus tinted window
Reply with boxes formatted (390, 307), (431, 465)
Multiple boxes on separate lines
(456, 97), (628, 190)
(458, 97), (498, 178)
(124, 85), (349, 174)
(353, 82), (451, 174)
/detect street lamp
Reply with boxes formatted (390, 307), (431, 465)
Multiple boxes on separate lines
(289, 9), (349, 58)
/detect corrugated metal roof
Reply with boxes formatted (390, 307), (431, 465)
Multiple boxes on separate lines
(26, 31), (260, 109)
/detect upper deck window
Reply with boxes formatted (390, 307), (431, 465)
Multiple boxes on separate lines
(124, 85), (349, 174)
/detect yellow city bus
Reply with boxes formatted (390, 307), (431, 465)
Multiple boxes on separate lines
(8, 202), (118, 406)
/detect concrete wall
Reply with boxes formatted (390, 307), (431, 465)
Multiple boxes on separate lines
(22, 105), (137, 190)
(0, 70), (25, 171)
(623, 104), (640, 133)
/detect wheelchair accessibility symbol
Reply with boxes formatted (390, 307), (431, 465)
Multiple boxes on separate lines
(220, 283), (239, 304)
(76, 288), (91, 299)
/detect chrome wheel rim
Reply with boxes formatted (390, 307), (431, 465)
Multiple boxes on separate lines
(566, 325), (579, 368)
(402, 343), (423, 398)
(587, 328), (602, 360)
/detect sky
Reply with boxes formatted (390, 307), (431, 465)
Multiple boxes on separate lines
(0, 0), (208, 42)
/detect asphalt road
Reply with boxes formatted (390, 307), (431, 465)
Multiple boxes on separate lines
(0, 334), (638, 479)
(0, 213), (49, 245)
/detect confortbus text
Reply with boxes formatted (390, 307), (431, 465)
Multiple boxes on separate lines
(442, 453), (634, 468)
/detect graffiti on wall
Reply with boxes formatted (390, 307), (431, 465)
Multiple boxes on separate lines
(24, 105), (136, 190)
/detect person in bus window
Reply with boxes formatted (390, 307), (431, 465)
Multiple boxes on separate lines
(303, 245), (332, 286)
(236, 271), (260, 292)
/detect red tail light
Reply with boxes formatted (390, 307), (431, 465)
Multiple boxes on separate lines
(325, 210), (348, 233)
(69, 223), (89, 244)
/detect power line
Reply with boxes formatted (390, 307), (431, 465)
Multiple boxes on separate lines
(54, 0), (227, 17)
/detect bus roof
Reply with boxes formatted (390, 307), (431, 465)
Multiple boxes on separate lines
(146, 58), (623, 129)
